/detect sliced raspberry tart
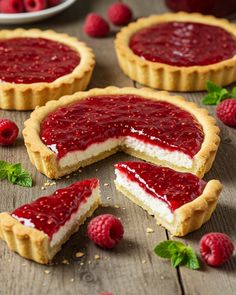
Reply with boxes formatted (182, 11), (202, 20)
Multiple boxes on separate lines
(0, 179), (101, 264)
(0, 29), (95, 110)
(115, 12), (236, 91)
(23, 87), (220, 179)
(114, 161), (222, 236)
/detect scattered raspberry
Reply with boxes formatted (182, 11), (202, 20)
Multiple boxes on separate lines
(199, 232), (234, 267)
(24, 0), (47, 12)
(216, 98), (236, 127)
(0, 119), (19, 146)
(47, 0), (60, 7)
(87, 214), (124, 249)
(107, 2), (132, 26)
(0, 0), (24, 13)
(84, 13), (110, 38)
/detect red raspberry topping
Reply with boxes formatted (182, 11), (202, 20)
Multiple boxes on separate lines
(216, 98), (236, 127)
(84, 13), (110, 38)
(0, 0), (24, 13)
(107, 2), (132, 26)
(24, 0), (46, 12)
(199, 232), (234, 267)
(0, 119), (19, 146)
(47, 0), (60, 7)
(87, 214), (124, 249)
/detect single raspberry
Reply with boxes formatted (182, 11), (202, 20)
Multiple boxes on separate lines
(0, 119), (19, 146)
(47, 0), (60, 7)
(84, 13), (110, 38)
(199, 232), (234, 267)
(107, 2), (132, 26)
(216, 98), (236, 127)
(87, 214), (124, 249)
(0, 0), (24, 13)
(24, 0), (47, 12)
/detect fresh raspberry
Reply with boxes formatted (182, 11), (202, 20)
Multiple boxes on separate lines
(84, 13), (110, 38)
(199, 232), (234, 267)
(87, 214), (124, 249)
(0, 119), (19, 146)
(24, 0), (47, 12)
(47, 0), (60, 7)
(0, 0), (24, 13)
(216, 98), (236, 127)
(107, 2), (133, 26)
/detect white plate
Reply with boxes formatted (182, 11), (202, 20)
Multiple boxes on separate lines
(0, 0), (77, 25)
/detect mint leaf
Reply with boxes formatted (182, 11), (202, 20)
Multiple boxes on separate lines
(231, 87), (236, 98)
(206, 80), (222, 93)
(202, 80), (232, 105)
(154, 240), (200, 270)
(0, 161), (32, 187)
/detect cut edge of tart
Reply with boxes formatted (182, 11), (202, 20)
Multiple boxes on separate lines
(0, 179), (101, 264)
(114, 162), (222, 236)
(23, 87), (220, 179)
(115, 12), (236, 91)
(0, 29), (95, 110)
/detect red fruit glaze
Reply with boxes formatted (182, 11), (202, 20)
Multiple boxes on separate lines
(0, 37), (80, 84)
(40, 95), (204, 160)
(87, 214), (124, 249)
(115, 161), (206, 211)
(24, 0), (47, 12)
(12, 179), (99, 238)
(0, 0), (24, 13)
(200, 232), (234, 266)
(0, 119), (19, 146)
(48, 0), (60, 7)
(216, 99), (236, 127)
(130, 22), (236, 67)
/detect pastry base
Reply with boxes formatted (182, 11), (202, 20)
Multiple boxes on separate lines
(0, 199), (101, 264)
(115, 180), (222, 236)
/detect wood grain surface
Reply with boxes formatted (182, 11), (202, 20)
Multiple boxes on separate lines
(0, 1), (236, 295)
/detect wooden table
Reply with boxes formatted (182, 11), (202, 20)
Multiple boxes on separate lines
(0, 1), (236, 294)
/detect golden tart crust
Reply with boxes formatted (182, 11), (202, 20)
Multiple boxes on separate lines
(23, 87), (220, 179)
(115, 179), (222, 237)
(115, 12), (236, 91)
(0, 29), (95, 110)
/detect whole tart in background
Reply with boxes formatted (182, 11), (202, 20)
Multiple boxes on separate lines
(23, 87), (220, 179)
(115, 12), (236, 91)
(0, 29), (95, 110)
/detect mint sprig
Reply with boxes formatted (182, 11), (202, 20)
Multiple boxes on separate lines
(202, 80), (236, 105)
(154, 240), (200, 270)
(0, 161), (32, 187)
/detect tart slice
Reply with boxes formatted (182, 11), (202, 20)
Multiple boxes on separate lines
(115, 12), (236, 91)
(0, 29), (95, 110)
(114, 161), (222, 236)
(23, 87), (220, 179)
(0, 179), (101, 264)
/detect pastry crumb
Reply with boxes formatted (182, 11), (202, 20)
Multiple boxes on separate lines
(62, 259), (70, 265)
(101, 204), (109, 208)
(41, 187), (45, 190)
(104, 183), (109, 187)
(142, 259), (146, 264)
(44, 270), (51, 274)
(66, 175), (70, 179)
(80, 262), (84, 266)
(94, 254), (100, 260)
(106, 196), (111, 200)
(75, 251), (85, 258)
(70, 278), (75, 282)
(78, 169), (82, 173)
(114, 204), (120, 209)
(146, 227), (154, 233)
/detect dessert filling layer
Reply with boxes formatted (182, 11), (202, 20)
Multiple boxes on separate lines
(40, 94), (204, 167)
(11, 179), (99, 240)
(130, 21), (236, 66)
(0, 37), (80, 84)
(115, 162), (206, 212)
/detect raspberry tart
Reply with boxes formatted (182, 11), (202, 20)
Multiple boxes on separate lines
(115, 12), (236, 91)
(0, 29), (95, 110)
(115, 161), (222, 236)
(23, 87), (220, 179)
(0, 179), (101, 264)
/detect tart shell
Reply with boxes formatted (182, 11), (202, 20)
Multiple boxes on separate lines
(115, 12), (236, 91)
(0, 29), (95, 110)
(0, 199), (101, 264)
(23, 87), (220, 179)
(115, 179), (222, 236)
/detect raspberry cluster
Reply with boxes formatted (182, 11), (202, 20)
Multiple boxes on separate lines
(0, 0), (60, 13)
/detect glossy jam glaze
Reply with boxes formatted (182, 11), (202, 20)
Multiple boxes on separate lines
(166, 0), (236, 18)
(130, 22), (236, 67)
(0, 37), (80, 84)
(40, 94), (204, 159)
(115, 161), (206, 211)
(12, 179), (99, 238)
